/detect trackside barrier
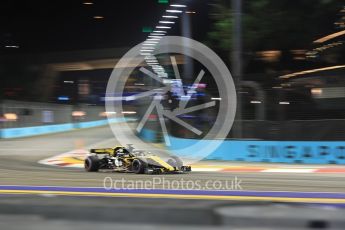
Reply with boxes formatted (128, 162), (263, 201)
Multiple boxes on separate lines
(0, 118), (125, 139)
(0, 123), (75, 139)
(168, 136), (345, 165)
(74, 119), (111, 129)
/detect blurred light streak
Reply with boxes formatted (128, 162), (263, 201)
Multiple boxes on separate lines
(279, 65), (345, 79)
(162, 15), (178, 18)
(311, 88), (323, 96)
(99, 111), (117, 117)
(72, 111), (86, 117)
(156, 26), (171, 29)
(166, 10), (183, 13)
(256, 50), (281, 62)
(4, 113), (18, 121)
(314, 30), (345, 43)
(58, 96), (70, 101)
(152, 30), (167, 33)
(159, 21), (175, 24)
(151, 33), (165, 36)
(5, 45), (19, 48)
(170, 4), (187, 8)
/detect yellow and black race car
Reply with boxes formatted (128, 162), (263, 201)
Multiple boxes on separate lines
(84, 145), (191, 174)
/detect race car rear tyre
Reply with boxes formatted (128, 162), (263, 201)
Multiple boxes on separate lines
(131, 159), (146, 174)
(85, 156), (100, 172)
(167, 156), (183, 170)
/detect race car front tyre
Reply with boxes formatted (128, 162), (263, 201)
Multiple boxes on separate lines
(85, 156), (100, 172)
(131, 159), (146, 174)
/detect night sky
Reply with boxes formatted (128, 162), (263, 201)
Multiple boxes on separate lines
(0, 0), (211, 53)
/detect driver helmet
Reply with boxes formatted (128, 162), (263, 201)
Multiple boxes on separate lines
(116, 148), (124, 156)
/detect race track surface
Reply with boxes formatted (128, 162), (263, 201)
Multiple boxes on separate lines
(2, 125), (345, 229)
(0, 125), (345, 193)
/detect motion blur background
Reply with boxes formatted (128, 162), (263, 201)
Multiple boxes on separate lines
(1, 0), (345, 143)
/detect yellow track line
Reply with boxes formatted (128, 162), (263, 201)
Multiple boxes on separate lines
(1, 190), (345, 204)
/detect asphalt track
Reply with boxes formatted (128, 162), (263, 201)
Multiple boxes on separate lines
(0, 125), (345, 194)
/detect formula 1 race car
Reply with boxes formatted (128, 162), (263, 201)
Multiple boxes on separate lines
(84, 145), (191, 174)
